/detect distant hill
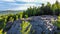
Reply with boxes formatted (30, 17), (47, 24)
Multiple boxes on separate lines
(0, 10), (23, 15)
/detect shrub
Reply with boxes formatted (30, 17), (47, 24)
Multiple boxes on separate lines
(19, 12), (23, 19)
(56, 16), (60, 28)
(25, 14), (28, 18)
(16, 15), (18, 20)
(20, 21), (32, 34)
(9, 17), (14, 22)
(53, 16), (60, 30)
(0, 29), (3, 34)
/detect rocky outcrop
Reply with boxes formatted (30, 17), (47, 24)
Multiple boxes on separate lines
(5, 15), (59, 34)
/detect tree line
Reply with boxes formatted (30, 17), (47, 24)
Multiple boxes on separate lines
(23, 1), (60, 17)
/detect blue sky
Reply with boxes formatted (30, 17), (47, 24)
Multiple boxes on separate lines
(0, 0), (59, 10)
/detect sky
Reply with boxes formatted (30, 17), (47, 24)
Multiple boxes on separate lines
(0, 0), (60, 10)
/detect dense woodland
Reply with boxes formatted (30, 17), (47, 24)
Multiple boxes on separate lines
(23, 1), (60, 17)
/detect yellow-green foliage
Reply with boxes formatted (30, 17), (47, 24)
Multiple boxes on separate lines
(9, 14), (14, 16)
(57, 16), (60, 27)
(4, 16), (8, 27)
(16, 15), (18, 20)
(0, 17), (3, 19)
(56, 16), (60, 28)
(0, 29), (7, 34)
(25, 14), (28, 18)
(3, 15), (8, 21)
(0, 29), (3, 34)
(9, 17), (14, 22)
(19, 12), (23, 19)
(20, 21), (32, 34)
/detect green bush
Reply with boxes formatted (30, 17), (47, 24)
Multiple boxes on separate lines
(16, 15), (18, 20)
(9, 17), (14, 22)
(20, 21), (32, 34)
(19, 12), (23, 19)
(53, 16), (60, 30)
(56, 16), (60, 28)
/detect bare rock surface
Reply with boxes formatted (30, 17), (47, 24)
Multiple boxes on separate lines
(6, 15), (59, 34)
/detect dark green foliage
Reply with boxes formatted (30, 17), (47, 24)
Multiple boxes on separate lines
(0, 19), (5, 30)
(23, 1), (60, 16)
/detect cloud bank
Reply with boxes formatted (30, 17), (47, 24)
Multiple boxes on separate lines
(0, 0), (60, 10)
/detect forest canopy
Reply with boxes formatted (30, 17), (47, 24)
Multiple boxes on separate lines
(23, 0), (60, 17)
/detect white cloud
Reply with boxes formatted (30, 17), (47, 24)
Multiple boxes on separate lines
(35, 0), (56, 4)
(9, 7), (28, 10)
(5, 3), (41, 10)
(0, 0), (60, 3)
(0, 0), (60, 10)
(44, 0), (56, 4)
(58, 0), (60, 2)
(16, 0), (60, 4)
(16, 0), (35, 2)
(0, 0), (15, 2)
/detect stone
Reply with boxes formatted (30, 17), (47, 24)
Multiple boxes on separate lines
(5, 15), (58, 34)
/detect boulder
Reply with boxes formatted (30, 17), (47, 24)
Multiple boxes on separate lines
(6, 15), (58, 34)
